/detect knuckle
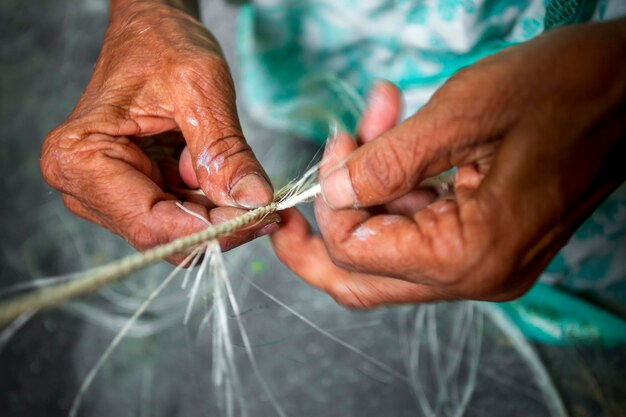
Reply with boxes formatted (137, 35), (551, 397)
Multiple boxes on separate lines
(200, 133), (253, 172)
(428, 253), (468, 287)
(428, 63), (512, 140)
(435, 251), (481, 288)
(435, 65), (483, 104)
(176, 63), (246, 151)
(412, 217), (469, 287)
(126, 223), (159, 252)
(175, 55), (235, 105)
(327, 282), (375, 309)
(355, 144), (408, 198)
(61, 194), (79, 214)
(423, 243), (475, 288)
(434, 270), (464, 287)
(174, 64), (205, 88)
(203, 111), (243, 145)
(427, 67), (478, 121)
(40, 130), (63, 189)
(40, 126), (83, 192)
(204, 60), (235, 90)
(444, 65), (476, 89)
(175, 58), (234, 98)
(326, 246), (355, 271)
(41, 122), (149, 195)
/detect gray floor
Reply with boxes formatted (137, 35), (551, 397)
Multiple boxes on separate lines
(1, 1), (625, 417)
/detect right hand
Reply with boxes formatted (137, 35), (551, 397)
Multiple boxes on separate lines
(40, 0), (277, 263)
(272, 18), (626, 307)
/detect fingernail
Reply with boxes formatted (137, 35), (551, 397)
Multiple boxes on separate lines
(254, 221), (280, 239)
(231, 173), (274, 209)
(321, 166), (357, 209)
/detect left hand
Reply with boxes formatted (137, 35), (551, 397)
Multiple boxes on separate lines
(40, 1), (276, 264)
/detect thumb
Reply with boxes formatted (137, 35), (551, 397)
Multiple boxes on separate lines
(175, 67), (273, 209)
(320, 106), (467, 209)
(320, 58), (521, 209)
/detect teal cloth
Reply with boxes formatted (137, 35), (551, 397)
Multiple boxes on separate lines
(236, 0), (626, 345)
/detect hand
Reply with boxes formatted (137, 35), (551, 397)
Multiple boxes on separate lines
(271, 19), (626, 308)
(40, 0), (277, 263)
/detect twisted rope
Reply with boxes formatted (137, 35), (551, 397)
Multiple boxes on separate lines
(0, 203), (279, 327)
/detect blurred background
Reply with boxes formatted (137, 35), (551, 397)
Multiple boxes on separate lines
(1, 1), (625, 416)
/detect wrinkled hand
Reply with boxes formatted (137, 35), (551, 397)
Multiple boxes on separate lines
(41, 1), (277, 263)
(272, 19), (626, 307)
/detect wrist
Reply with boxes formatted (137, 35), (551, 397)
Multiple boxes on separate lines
(109, 0), (198, 22)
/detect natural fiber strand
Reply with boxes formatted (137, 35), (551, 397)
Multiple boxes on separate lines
(0, 174), (321, 328)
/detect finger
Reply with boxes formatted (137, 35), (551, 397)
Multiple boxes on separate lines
(455, 164), (484, 191)
(174, 63), (273, 208)
(317, 132), (472, 281)
(321, 109), (441, 209)
(381, 187), (438, 217)
(318, 130), (364, 210)
(357, 81), (402, 144)
(62, 194), (107, 228)
(207, 206), (280, 252)
(48, 133), (277, 262)
(320, 71), (510, 209)
(159, 203), (280, 265)
(271, 209), (449, 307)
(320, 201), (470, 283)
(165, 204), (280, 264)
(316, 131), (370, 236)
(136, 131), (188, 192)
(316, 133), (425, 279)
(179, 146), (199, 188)
(315, 130), (370, 257)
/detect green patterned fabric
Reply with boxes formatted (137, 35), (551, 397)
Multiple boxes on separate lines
(236, 0), (626, 345)
(237, 0), (540, 141)
(544, 0), (597, 29)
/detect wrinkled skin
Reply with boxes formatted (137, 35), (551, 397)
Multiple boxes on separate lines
(40, 0), (277, 264)
(41, 0), (626, 306)
(271, 19), (626, 308)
